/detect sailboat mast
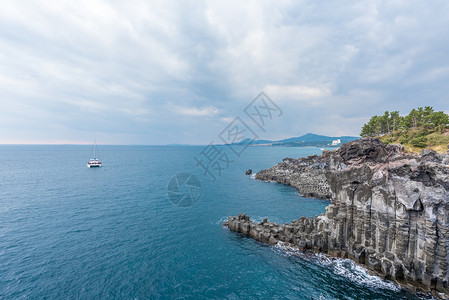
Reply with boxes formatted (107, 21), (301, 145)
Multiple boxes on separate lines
(93, 139), (96, 159)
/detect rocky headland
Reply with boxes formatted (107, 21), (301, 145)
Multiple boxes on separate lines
(224, 138), (449, 298)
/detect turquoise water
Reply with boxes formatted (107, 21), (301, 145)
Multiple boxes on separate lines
(0, 145), (419, 299)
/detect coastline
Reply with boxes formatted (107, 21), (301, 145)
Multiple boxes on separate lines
(225, 138), (449, 299)
(223, 215), (435, 298)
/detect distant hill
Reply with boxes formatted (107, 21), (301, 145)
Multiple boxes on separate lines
(249, 139), (273, 145)
(232, 133), (359, 147)
(277, 133), (334, 143)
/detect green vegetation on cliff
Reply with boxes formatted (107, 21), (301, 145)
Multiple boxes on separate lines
(361, 107), (449, 152)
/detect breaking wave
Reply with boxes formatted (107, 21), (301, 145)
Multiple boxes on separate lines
(273, 241), (401, 292)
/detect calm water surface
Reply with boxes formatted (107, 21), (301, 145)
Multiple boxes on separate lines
(0, 145), (420, 299)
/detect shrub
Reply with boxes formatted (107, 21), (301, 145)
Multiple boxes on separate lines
(419, 130), (428, 137)
(384, 138), (393, 144)
(426, 133), (449, 146)
(410, 136), (428, 148)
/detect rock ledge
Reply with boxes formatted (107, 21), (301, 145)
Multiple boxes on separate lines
(225, 138), (449, 298)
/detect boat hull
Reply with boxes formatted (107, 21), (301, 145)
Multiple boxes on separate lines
(87, 164), (102, 168)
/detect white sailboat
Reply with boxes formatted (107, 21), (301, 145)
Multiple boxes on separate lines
(87, 140), (102, 168)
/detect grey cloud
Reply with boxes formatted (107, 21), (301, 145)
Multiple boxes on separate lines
(0, 0), (448, 144)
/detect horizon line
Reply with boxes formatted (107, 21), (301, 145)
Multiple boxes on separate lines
(0, 143), (204, 146)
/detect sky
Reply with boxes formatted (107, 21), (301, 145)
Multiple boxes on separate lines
(1, 0), (449, 145)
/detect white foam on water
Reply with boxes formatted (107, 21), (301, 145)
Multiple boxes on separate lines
(326, 258), (400, 292)
(216, 216), (229, 225)
(250, 173), (256, 179)
(273, 242), (400, 292)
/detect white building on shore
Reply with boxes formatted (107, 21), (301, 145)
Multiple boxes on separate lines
(331, 139), (341, 146)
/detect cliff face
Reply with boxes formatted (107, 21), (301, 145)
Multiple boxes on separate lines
(256, 153), (332, 199)
(226, 138), (449, 296)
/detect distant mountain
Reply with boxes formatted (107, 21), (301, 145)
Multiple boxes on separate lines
(249, 139), (274, 145)
(231, 133), (359, 147)
(276, 133), (335, 143)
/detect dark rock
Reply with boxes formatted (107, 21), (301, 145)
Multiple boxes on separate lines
(245, 169), (252, 175)
(268, 235), (278, 245)
(226, 138), (449, 297)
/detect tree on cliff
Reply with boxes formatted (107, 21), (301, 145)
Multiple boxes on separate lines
(361, 107), (449, 137)
(432, 111), (449, 129)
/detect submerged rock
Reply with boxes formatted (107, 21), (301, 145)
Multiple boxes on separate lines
(226, 138), (449, 297)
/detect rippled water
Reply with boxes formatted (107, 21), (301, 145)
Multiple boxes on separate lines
(0, 145), (421, 299)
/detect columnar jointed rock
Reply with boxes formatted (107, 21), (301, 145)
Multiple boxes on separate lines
(226, 138), (449, 297)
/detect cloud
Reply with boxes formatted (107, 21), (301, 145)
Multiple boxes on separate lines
(172, 105), (219, 117)
(264, 84), (332, 101)
(220, 117), (235, 123)
(0, 1), (449, 144)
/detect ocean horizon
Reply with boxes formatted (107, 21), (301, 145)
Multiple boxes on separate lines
(0, 145), (420, 299)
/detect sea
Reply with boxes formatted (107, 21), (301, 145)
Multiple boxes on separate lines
(0, 145), (427, 299)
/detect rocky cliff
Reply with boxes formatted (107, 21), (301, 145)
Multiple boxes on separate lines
(225, 138), (449, 297)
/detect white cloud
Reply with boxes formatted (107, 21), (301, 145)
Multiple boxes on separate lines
(220, 117), (235, 123)
(172, 105), (219, 117)
(265, 84), (332, 100)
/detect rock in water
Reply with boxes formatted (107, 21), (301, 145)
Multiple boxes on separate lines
(245, 169), (252, 175)
(227, 138), (449, 297)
